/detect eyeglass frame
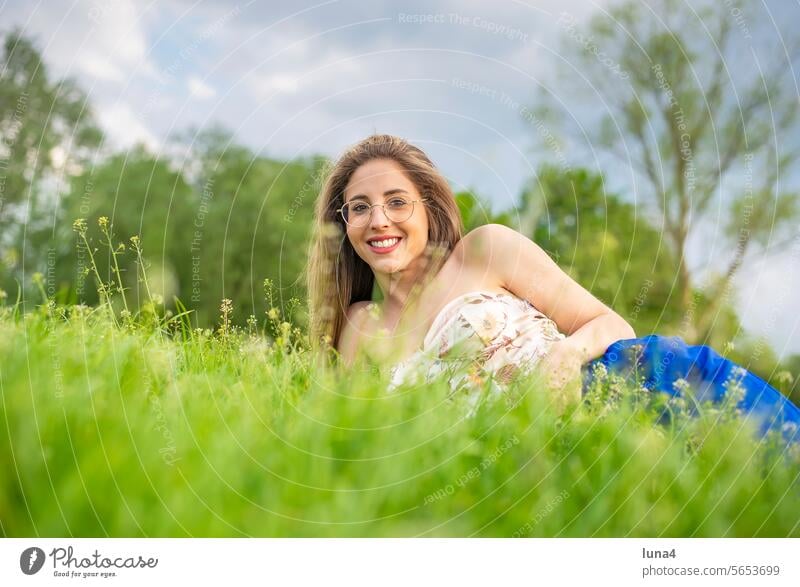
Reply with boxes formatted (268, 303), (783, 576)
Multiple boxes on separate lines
(336, 196), (430, 227)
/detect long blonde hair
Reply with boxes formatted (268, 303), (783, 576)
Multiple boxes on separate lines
(306, 134), (463, 352)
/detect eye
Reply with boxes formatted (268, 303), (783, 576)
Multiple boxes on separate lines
(388, 198), (409, 208)
(350, 202), (370, 213)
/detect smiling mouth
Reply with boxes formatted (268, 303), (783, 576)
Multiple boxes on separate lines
(369, 237), (400, 247)
(367, 236), (402, 252)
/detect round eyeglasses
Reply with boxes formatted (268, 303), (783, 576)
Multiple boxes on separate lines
(337, 197), (428, 227)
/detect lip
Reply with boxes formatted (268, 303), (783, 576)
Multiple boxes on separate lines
(366, 236), (402, 254)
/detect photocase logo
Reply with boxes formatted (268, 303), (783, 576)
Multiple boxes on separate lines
(20, 547), (46, 575)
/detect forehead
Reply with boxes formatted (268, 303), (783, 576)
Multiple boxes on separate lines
(344, 159), (417, 200)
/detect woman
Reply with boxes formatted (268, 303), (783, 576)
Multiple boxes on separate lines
(306, 134), (800, 439)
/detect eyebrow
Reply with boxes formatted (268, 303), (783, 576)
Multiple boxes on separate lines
(347, 188), (408, 202)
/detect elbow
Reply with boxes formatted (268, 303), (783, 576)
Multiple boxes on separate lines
(600, 311), (635, 341)
(617, 315), (636, 340)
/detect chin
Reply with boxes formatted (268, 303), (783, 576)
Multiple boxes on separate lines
(377, 260), (403, 273)
(369, 254), (404, 272)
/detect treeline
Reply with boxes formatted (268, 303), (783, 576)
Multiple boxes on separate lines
(55, 136), (326, 328)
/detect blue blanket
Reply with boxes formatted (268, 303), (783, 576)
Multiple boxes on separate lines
(581, 335), (800, 442)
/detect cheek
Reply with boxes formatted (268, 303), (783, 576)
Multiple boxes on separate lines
(346, 227), (361, 246)
(408, 221), (429, 253)
(416, 214), (430, 240)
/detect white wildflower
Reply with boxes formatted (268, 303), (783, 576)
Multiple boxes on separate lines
(672, 377), (691, 394)
(729, 366), (747, 380)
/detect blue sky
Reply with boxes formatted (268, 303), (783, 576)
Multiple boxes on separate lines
(3, 0), (799, 356)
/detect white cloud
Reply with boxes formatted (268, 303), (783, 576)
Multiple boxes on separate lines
(251, 73), (300, 96)
(98, 102), (160, 151)
(12, 0), (157, 84)
(187, 76), (216, 99)
(78, 52), (126, 82)
(735, 249), (800, 356)
(79, 0), (156, 80)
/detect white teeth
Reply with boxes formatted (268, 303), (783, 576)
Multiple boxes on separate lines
(370, 237), (400, 248)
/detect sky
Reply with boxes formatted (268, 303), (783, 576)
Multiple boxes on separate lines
(3, 0), (799, 357)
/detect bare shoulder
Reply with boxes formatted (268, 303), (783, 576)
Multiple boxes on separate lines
(457, 223), (536, 272)
(336, 300), (376, 364)
(462, 223), (526, 247)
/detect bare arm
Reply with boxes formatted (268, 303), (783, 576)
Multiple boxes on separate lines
(336, 302), (372, 366)
(467, 224), (636, 362)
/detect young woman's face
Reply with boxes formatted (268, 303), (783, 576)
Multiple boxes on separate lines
(343, 158), (430, 275)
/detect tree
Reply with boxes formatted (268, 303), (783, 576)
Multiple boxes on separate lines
(167, 127), (324, 327)
(0, 30), (102, 295)
(454, 189), (513, 233)
(538, 0), (800, 343)
(58, 146), (195, 309)
(517, 165), (737, 340)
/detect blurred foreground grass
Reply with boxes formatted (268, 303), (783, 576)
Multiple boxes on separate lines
(1, 305), (798, 537)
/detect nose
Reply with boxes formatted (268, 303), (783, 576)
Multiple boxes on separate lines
(369, 205), (391, 228)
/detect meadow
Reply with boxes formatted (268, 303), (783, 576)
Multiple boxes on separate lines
(3, 0), (800, 542)
(1, 294), (798, 537)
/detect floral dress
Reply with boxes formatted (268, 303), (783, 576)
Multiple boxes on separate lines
(387, 291), (565, 407)
(386, 290), (800, 440)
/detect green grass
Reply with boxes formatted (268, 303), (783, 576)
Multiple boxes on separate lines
(1, 304), (798, 537)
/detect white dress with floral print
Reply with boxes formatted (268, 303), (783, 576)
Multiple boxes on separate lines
(387, 291), (566, 404)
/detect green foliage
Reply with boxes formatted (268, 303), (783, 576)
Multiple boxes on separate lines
(56, 148), (194, 308)
(727, 337), (800, 405)
(780, 354), (800, 403)
(50, 131), (324, 329)
(0, 30), (101, 215)
(454, 190), (513, 233)
(166, 127), (324, 327)
(0, 29), (323, 329)
(1, 307), (797, 537)
(544, 0), (800, 344)
(520, 165), (685, 336)
(0, 29), (102, 297)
